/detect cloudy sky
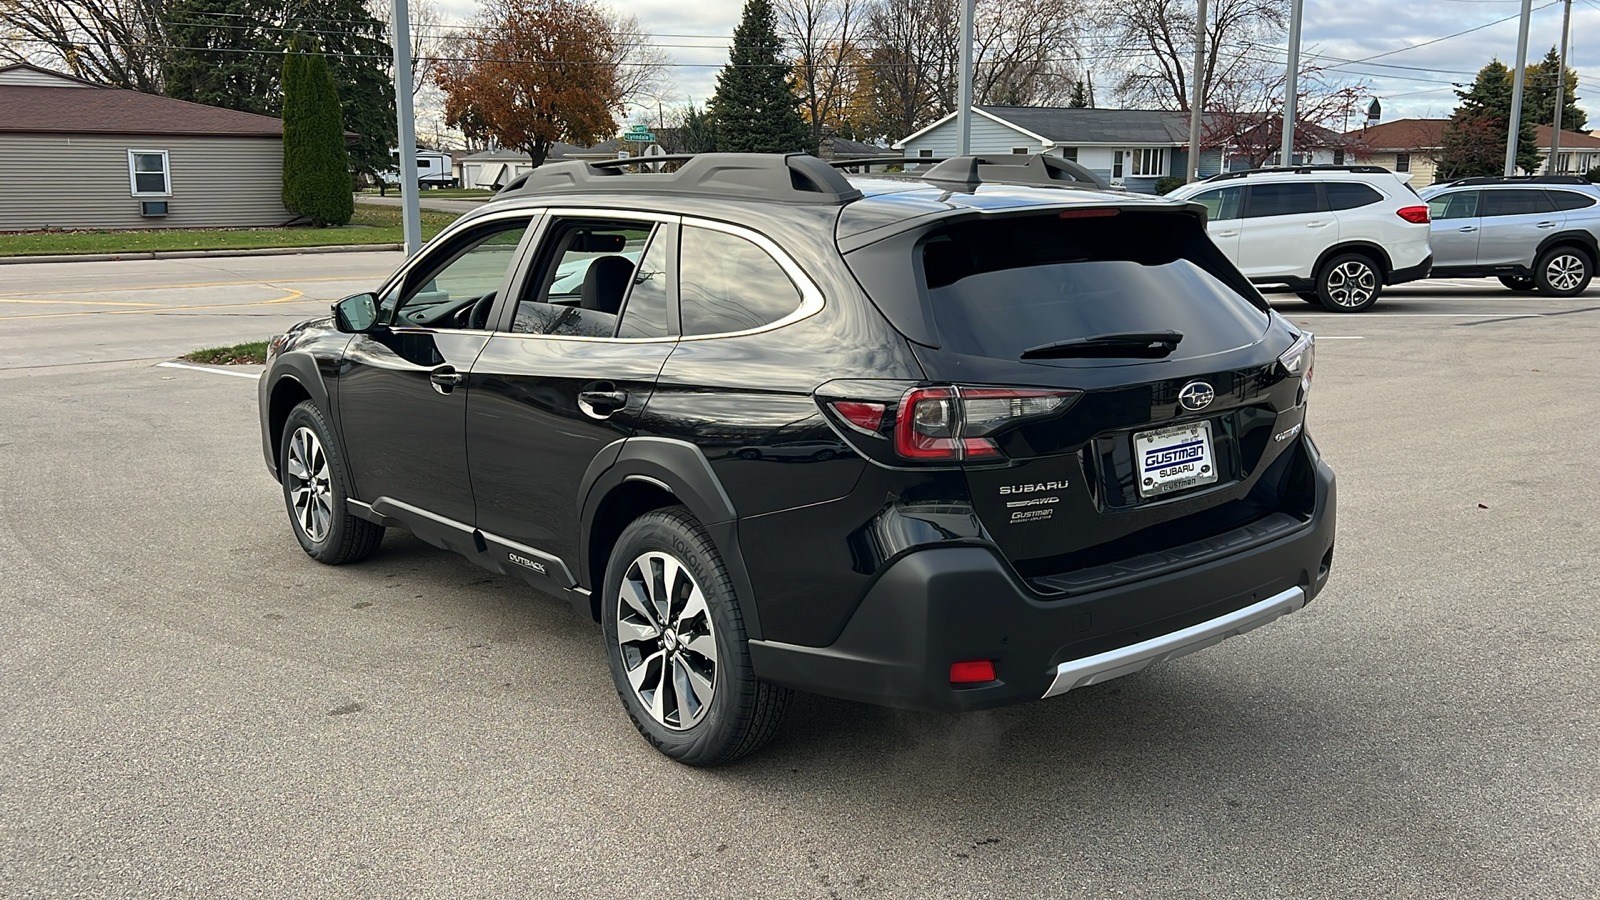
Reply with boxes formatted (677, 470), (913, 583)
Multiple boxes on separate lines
(433, 0), (1600, 129)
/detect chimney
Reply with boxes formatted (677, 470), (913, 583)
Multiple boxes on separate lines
(1365, 98), (1381, 129)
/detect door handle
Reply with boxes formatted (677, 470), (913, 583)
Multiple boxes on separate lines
(578, 386), (628, 420)
(1458, 226), (1478, 233)
(1306, 221), (1329, 228)
(1216, 230), (1239, 237)
(1536, 221), (1556, 228)
(429, 366), (465, 395)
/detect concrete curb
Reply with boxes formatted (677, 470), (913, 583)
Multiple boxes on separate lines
(0, 243), (403, 266)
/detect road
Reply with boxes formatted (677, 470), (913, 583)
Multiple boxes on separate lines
(1, 257), (1597, 897)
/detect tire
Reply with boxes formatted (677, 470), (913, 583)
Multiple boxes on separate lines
(1296, 291), (1324, 306)
(1533, 246), (1593, 297)
(278, 401), (384, 564)
(1316, 253), (1384, 313)
(1498, 274), (1537, 292)
(600, 506), (791, 766)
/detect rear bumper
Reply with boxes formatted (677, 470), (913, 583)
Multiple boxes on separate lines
(748, 446), (1336, 711)
(1389, 254), (1433, 285)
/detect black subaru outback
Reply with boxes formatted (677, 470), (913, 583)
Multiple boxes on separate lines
(259, 153), (1336, 765)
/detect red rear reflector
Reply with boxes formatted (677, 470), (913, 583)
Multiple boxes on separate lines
(1396, 205), (1430, 224)
(831, 400), (885, 433)
(950, 660), (997, 683)
(1058, 208), (1120, 219)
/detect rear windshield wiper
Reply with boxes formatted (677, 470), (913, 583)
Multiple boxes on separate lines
(1021, 331), (1184, 360)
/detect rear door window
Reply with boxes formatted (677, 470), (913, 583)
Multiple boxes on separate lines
(1481, 189), (1555, 217)
(1243, 183), (1322, 217)
(917, 211), (1268, 363)
(678, 225), (804, 336)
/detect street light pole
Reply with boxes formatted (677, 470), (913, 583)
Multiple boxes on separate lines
(1548, 0), (1573, 173)
(1505, 0), (1534, 176)
(1279, 0), (1303, 167)
(957, 0), (974, 155)
(1187, 0), (1207, 182)
(391, 0), (421, 257)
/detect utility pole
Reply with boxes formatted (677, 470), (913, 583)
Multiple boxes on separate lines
(957, 0), (974, 155)
(391, 0), (421, 256)
(1187, 0), (1207, 181)
(1505, 0), (1534, 176)
(1548, 0), (1573, 173)
(1279, 0), (1303, 167)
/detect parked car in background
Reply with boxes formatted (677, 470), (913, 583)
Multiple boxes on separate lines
(1167, 166), (1433, 312)
(1417, 176), (1599, 296)
(381, 148), (457, 189)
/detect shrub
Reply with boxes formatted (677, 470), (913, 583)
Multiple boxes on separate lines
(281, 36), (353, 227)
(1154, 175), (1188, 195)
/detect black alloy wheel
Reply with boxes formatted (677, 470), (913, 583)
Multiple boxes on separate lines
(279, 401), (384, 564)
(601, 506), (790, 766)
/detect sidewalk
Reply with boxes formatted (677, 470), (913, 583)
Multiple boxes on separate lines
(356, 195), (489, 214)
(0, 243), (402, 266)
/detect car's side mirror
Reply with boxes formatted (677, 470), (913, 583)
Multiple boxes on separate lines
(333, 292), (381, 333)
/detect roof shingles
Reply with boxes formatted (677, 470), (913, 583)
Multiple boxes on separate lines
(0, 83), (283, 137)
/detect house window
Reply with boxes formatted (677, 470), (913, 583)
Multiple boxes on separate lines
(919, 149), (933, 159)
(1128, 148), (1165, 176)
(1333, 149), (1346, 165)
(1112, 151), (1124, 179)
(1395, 153), (1411, 173)
(1060, 147), (1078, 162)
(128, 150), (170, 196)
(1012, 147), (1028, 154)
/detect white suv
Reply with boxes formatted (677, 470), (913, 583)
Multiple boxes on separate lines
(1167, 166), (1433, 313)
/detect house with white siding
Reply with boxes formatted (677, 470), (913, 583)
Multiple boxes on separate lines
(0, 63), (294, 231)
(894, 106), (1344, 193)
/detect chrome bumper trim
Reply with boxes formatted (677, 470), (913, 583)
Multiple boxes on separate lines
(1041, 586), (1306, 699)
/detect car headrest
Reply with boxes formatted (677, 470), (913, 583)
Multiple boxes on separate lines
(579, 255), (635, 314)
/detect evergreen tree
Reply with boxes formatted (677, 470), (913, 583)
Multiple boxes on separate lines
(710, 0), (810, 154)
(163, 0), (283, 114)
(1521, 46), (1587, 132)
(282, 37), (353, 227)
(1069, 80), (1090, 108)
(1439, 60), (1540, 179)
(303, 0), (396, 186)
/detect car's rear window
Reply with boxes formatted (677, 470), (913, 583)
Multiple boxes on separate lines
(917, 211), (1269, 362)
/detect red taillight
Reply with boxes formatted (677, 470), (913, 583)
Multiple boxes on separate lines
(950, 660), (997, 683)
(892, 386), (1078, 462)
(1396, 205), (1430, 224)
(831, 400), (885, 433)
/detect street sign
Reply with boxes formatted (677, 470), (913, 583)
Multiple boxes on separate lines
(623, 127), (656, 143)
(641, 143), (667, 172)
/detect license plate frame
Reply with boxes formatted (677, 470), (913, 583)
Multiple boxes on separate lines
(1134, 420), (1218, 498)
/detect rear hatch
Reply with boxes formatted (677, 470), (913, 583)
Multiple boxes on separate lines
(839, 206), (1316, 590)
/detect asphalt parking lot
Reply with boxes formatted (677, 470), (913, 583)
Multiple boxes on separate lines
(1, 255), (1597, 898)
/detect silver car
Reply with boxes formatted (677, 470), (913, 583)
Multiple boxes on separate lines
(1419, 176), (1599, 296)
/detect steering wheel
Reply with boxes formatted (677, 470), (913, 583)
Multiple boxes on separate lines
(453, 292), (497, 329)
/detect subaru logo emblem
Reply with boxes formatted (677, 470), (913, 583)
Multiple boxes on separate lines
(1178, 381), (1215, 412)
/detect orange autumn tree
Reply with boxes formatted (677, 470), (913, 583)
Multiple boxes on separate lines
(436, 0), (625, 167)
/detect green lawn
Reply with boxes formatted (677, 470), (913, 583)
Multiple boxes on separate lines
(0, 205), (462, 257)
(184, 340), (271, 365)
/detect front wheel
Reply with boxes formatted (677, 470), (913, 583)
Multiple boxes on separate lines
(1316, 254), (1383, 313)
(601, 507), (791, 766)
(1534, 246), (1593, 297)
(279, 401), (384, 564)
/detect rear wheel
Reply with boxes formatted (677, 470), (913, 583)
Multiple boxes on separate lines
(1498, 274), (1536, 292)
(1534, 246), (1592, 297)
(601, 506), (791, 765)
(279, 401), (384, 564)
(1316, 254), (1383, 313)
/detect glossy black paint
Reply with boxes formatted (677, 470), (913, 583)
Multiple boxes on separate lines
(257, 169), (1337, 712)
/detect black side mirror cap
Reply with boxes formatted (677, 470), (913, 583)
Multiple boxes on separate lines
(333, 292), (381, 333)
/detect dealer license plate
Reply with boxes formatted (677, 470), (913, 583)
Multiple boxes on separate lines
(1134, 420), (1218, 498)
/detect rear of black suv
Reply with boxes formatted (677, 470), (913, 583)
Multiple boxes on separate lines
(743, 191), (1336, 712)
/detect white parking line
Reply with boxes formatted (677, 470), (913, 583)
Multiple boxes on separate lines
(156, 361), (263, 380)
(1313, 335), (1365, 340)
